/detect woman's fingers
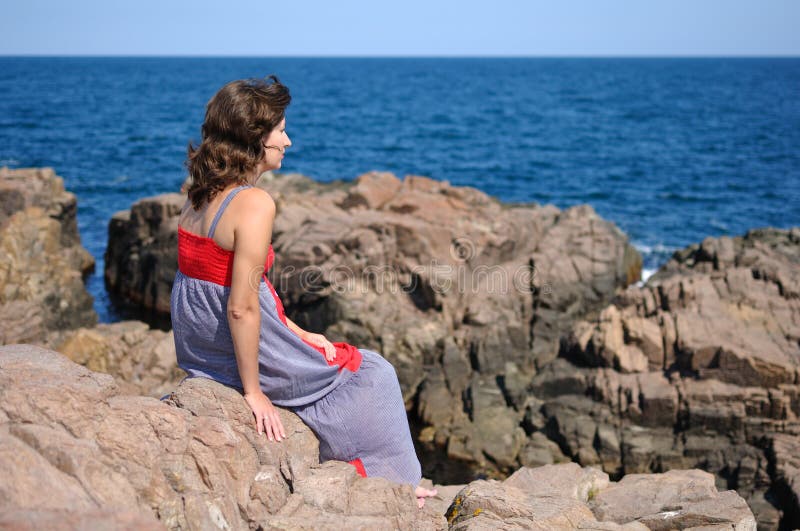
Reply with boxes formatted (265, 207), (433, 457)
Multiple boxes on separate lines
(275, 414), (286, 439)
(324, 341), (336, 361)
(265, 418), (275, 441)
(256, 410), (265, 436)
(264, 411), (285, 442)
(246, 393), (287, 442)
(308, 333), (337, 361)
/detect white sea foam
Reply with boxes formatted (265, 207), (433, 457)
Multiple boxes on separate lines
(633, 242), (675, 255)
(709, 218), (730, 232)
(634, 267), (657, 287)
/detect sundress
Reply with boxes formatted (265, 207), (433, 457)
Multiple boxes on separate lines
(170, 184), (422, 485)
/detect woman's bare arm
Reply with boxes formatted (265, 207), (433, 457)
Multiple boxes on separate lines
(284, 316), (337, 361)
(227, 188), (285, 441)
(284, 316), (307, 338)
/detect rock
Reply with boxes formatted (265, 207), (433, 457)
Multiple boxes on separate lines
(0, 344), (445, 530)
(566, 228), (800, 388)
(104, 192), (184, 318)
(518, 432), (568, 468)
(0, 167), (96, 343)
(769, 432), (800, 528)
(338, 171), (403, 210)
(42, 320), (186, 398)
(504, 462), (610, 501)
(422, 482), (467, 518)
(548, 228), (800, 527)
(619, 425), (684, 474)
(541, 395), (619, 469)
(0, 167), (93, 270)
(102, 175), (800, 527)
(588, 469), (757, 530)
(446, 464), (755, 530)
(446, 478), (597, 530)
(0, 508), (165, 530)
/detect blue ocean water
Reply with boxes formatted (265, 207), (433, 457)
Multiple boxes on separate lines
(0, 57), (798, 323)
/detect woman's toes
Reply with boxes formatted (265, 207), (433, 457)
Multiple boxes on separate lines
(417, 487), (436, 497)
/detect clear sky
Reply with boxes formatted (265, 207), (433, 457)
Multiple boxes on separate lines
(2, 0), (798, 57)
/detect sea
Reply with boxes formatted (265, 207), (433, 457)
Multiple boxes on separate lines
(0, 57), (798, 323)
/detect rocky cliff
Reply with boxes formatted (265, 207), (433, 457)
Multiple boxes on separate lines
(100, 171), (800, 528)
(0, 167), (96, 344)
(0, 344), (758, 530)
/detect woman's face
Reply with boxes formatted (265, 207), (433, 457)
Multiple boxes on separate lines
(260, 118), (292, 172)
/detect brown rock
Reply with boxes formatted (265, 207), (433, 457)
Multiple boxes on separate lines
(504, 462), (610, 502)
(0, 168), (96, 343)
(446, 464), (754, 530)
(0, 167), (93, 271)
(339, 171), (402, 210)
(566, 228), (800, 388)
(446, 478), (597, 529)
(46, 320), (186, 398)
(0, 344), (446, 530)
(104, 192), (184, 317)
(0, 508), (165, 531)
(589, 469), (757, 529)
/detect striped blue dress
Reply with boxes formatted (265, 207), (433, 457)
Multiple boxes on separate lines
(170, 185), (422, 486)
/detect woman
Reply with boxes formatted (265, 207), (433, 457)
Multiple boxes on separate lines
(170, 76), (437, 507)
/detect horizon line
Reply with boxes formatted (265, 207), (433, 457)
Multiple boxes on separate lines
(1, 53), (799, 59)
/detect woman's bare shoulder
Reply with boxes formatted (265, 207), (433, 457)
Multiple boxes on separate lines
(235, 186), (276, 213)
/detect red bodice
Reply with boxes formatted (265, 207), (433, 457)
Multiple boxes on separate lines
(176, 225), (361, 373)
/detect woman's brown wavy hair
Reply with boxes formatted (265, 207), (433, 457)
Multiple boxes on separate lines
(185, 75), (291, 209)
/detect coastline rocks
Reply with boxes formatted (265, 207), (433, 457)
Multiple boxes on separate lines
(44, 320), (186, 398)
(0, 167), (96, 344)
(1, 344), (760, 530)
(536, 227), (800, 528)
(0, 168), (184, 395)
(274, 172), (639, 380)
(103, 171), (640, 479)
(99, 170), (800, 527)
(0, 344), (443, 530)
(104, 192), (184, 317)
(104, 171), (639, 375)
(445, 464), (756, 530)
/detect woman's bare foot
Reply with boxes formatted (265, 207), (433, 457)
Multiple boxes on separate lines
(415, 486), (438, 508)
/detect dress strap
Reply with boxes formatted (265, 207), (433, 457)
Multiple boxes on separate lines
(208, 185), (252, 239)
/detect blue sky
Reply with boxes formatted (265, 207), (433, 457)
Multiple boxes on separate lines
(2, 0), (798, 56)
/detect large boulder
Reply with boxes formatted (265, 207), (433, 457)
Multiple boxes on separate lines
(44, 320), (186, 398)
(541, 228), (800, 529)
(563, 228), (800, 386)
(0, 344), (445, 530)
(445, 464), (755, 530)
(588, 469), (757, 529)
(104, 192), (184, 318)
(0, 167), (96, 344)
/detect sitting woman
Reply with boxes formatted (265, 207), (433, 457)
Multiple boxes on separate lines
(170, 76), (436, 507)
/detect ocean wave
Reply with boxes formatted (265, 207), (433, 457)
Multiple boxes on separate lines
(634, 268), (658, 287)
(709, 218), (730, 232)
(633, 242), (676, 255)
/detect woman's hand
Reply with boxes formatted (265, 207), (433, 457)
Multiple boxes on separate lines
(302, 332), (337, 362)
(243, 390), (286, 442)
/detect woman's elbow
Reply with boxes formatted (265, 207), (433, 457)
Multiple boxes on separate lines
(227, 304), (258, 322)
